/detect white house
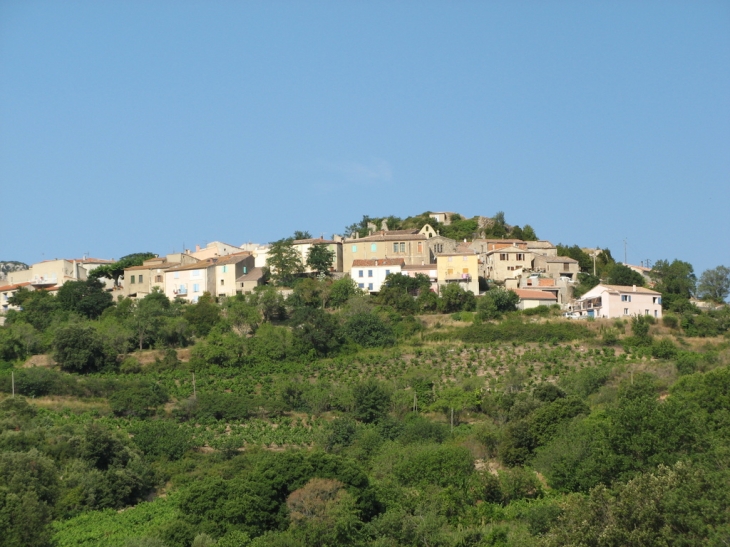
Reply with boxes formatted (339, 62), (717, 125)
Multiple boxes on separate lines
(350, 258), (405, 293)
(573, 284), (663, 319)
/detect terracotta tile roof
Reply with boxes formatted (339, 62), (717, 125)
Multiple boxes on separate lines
(402, 264), (436, 271)
(125, 262), (181, 272)
(538, 278), (556, 287)
(541, 256), (579, 263)
(166, 259), (217, 273)
(437, 251), (477, 256)
(599, 284), (660, 295)
(351, 259), (405, 267)
(214, 252), (252, 266)
(348, 231), (426, 242)
(0, 281), (31, 292)
(293, 238), (337, 245)
(513, 289), (558, 300)
(236, 267), (265, 282)
(526, 240), (555, 248)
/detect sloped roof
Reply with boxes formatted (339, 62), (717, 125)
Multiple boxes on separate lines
(348, 231), (426, 242)
(293, 238), (337, 245)
(352, 258), (405, 267)
(214, 252), (252, 266)
(0, 281), (31, 292)
(540, 256), (579, 263)
(514, 289), (558, 301)
(599, 284), (660, 295)
(236, 267), (265, 282)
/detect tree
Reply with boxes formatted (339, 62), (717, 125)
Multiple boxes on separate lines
(650, 259), (696, 309)
(266, 238), (304, 286)
(476, 287), (518, 320)
(56, 278), (113, 319)
(697, 265), (730, 303)
(53, 322), (112, 373)
(328, 277), (361, 308)
(607, 263), (645, 287)
(89, 252), (156, 287)
(557, 244), (593, 272)
(184, 293), (221, 337)
(129, 290), (171, 350)
(439, 283), (476, 313)
(343, 312), (395, 348)
(352, 379), (391, 423)
(306, 244), (335, 276)
(293, 230), (312, 240)
(522, 224), (538, 241)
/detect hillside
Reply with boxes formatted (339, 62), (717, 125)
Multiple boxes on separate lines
(1, 280), (728, 546)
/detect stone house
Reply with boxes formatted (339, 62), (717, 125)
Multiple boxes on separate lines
(342, 230), (429, 274)
(292, 238), (344, 273)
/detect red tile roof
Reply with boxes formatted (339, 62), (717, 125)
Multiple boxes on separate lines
(352, 259), (405, 267)
(513, 289), (558, 301)
(0, 282), (31, 292)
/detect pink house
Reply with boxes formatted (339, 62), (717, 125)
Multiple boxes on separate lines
(573, 284), (662, 319)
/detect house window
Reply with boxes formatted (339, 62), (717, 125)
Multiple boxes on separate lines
(516, 253), (524, 261)
(621, 295), (632, 302)
(371, 243), (377, 252)
(220, 279), (225, 286)
(400, 242), (405, 253)
(130, 275), (135, 284)
(463, 268), (469, 274)
(193, 284), (200, 292)
(500, 253), (508, 261)
(352, 245), (357, 253)
(358, 283), (364, 289)
(174, 272), (179, 279)
(222, 265), (228, 273)
(139, 275), (143, 283)
(624, 308), (629, 315)
(645, 310), (650, 315)
(368, 283), (373, 291)
(654, 310), (658, 318)
(155, 275), (162, 283)
(368, 270), (373, 277)
(393, 243), (399, 253)
(435, 244), (443, 253)
(385, 270), (390, 276)
(191, 270), (201, 278)
(563, 263), (570, 271)
(448, 256), (453, 262)
(358, 270), (364, 278)
(417, 242), (423, 253)
(243, 266), (247, 274)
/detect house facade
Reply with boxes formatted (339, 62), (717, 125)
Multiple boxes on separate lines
(189, 241), (244, 260)
(436, 252), (480, 294)
(292, 238), (344, 273)
(164, 260), (217, 303)
(122, 254), (199, 299)
(573, 284), (663, 319)
(483, 245), (533, 284)
(350, 258), (404, 293)
(236, 267), (266, 294)
(214, 253), (255, 298)
(0, 281), (31, 315)
(342, 230), (429, 274)
(533, 255), (580, 281)
(513, 288), (558, 310)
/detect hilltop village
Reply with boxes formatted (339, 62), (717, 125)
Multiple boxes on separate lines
(2, 211), (691, 323)
(0, 211), (728, 547)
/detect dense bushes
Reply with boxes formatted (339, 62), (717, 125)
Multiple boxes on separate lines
(459, 319), (591, 344)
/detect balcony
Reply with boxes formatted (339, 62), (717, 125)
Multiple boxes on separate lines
(30, 275), (58, 287)
(174, 287), (188, 296)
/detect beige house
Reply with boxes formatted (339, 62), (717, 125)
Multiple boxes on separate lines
(25, 259), (88, 290)
(573, 284), (662, 319)
(293, 238), (344, 273)
(428, 212), (456, 225)
(164, 260), (217, 303)
(351, 258), (404, 293)
(0, 281), (31, 315)
(483, 245), (534, 284)
(436, 252), (479, 294)
(214, 253), (255, 298)
(402, 264), (438, 293)
(520, 276), (572, 305)
(342, 230), (429, 274)
(526, 240), (557, 257)
(533, 255), (580, 281)
(123, 254), (198, 299)
(236, 267), (266, 294)
(513, 288), (558, 310)
(189, 241), (244, 260)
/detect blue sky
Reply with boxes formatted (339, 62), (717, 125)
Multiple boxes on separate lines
(1, 1), (728, 275)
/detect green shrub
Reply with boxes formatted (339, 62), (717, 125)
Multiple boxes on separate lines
(662, 314), (679, 329)
(130, 420), (192, 460)
(120, 356), (142, 374)
(109, 381), (168, 417)
(651, 338), (678, 360)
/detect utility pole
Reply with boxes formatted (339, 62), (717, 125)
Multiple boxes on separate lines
(623, 239), (628, 264)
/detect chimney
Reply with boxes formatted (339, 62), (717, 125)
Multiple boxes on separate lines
(632, 285), (636, 292)
(375, 260), (379, 266)
(196, 245), (201, 252)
